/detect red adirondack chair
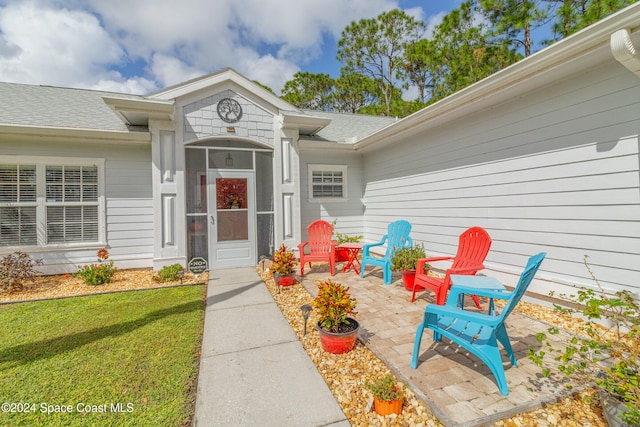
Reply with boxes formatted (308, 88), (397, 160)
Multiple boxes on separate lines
(410, 227), (492, 307)
(297, 220), (337, 276)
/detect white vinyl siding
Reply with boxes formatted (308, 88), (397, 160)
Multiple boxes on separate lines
(0, 160), (103, 248)
(361, 61), (640, 296)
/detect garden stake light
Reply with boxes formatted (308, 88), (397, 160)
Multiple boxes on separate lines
(301, 304), (311, 335)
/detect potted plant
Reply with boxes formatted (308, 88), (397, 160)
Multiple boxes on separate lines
(365, 374), (406, 416)
(390, 243), (428, 291)
(529, 256), (639, 427)
(332, 220), (363, 262)
(312, 279), (359, 354)
(271, 244), (298, 287)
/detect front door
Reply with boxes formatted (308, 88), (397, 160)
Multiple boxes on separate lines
(207, 170), (256, 268)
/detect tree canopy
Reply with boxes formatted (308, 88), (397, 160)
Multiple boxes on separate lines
(280, 0), (637, 117)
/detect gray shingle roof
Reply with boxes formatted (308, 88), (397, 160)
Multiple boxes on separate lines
(0, 82), (143, 132)
(301, 109), (397, 143)
(0, 81), (397, 143)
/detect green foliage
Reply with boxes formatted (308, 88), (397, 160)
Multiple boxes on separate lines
(312, 279), (358, 333)
(337, 9), (425, 116)
(365, 374), (406, 401)
(332, 73), (380, 113)
(153, 263), (184, 283)
(75, 248), (116, 286)
(428, 1), (522, 101)
(390, 243), (428, 272)
(281, 72), (335, 111)
(0, 285), (205, 426)
(281, 1), (634, 112)
(479, 0), (551, 56)
(271, 244), (298, 275)
(528, 255), (640, 425)
(548, 0), (638, 39)
(0, 251), (43, 293)
(331, 220), (363, 244)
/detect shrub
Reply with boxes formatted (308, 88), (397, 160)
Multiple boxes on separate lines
(271, 244), (298, 275)
(312, 279), (357, 332)
(153, 264), (184, 283)
(528, 255), (639, 425)
(76, 248), (116, 286)
(331, 220), (363, 244)
(391, 243), (427, 272)
(0, 251), (43, 293)
(365, 374), (405, 401)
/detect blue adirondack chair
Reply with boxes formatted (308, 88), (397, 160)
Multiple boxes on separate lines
(411, 252), (546, 396)
(360, 220), (412, 285)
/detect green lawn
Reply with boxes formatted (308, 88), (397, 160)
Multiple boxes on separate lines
(0, 285), (206, 427)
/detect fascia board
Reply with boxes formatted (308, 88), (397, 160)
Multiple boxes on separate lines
(0, 124), (150, 143)
(298, 139), (357, 151)
(149, 68), (294, 111)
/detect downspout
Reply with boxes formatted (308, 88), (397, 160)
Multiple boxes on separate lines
(610, 28), (640, 78)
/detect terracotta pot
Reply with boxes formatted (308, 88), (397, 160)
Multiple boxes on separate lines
(274, 273), (295, 287)
(402, 270), (424, 292)
(317, 318), (359, 354)
(373, 397), (403, 416)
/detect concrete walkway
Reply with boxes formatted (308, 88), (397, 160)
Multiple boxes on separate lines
(193, 267), (350, 427)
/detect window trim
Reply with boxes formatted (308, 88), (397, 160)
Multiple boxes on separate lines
(307, 164), (348, 203)
(0, 155), (106, 252)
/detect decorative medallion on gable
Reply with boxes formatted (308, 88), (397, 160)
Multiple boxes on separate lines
(216, 97), (243, 123)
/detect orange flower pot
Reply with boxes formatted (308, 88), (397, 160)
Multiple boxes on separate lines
(373, 397), (403, 416)
(317, 318), (359, 354)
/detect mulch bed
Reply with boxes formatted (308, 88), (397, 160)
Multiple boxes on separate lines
(1, 269), (208, 304)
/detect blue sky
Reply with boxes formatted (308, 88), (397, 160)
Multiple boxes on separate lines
(0, 0), (463, 95)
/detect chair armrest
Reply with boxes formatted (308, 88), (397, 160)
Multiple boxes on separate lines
(297, 242), (308, 251)
(446, 285), (512, 309)
(426, 303), (500, 326)
(416, 256), (453, 272)
(362, 241), (384, 257)
(446, 264), (485, 276)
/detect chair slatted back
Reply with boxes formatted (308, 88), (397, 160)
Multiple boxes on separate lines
(451, 226), (492, 270)
(384, 220), (412, 258)
(307, 220), (334, 255)
(500, 252), (547, 320)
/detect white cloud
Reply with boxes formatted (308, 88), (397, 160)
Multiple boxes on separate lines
(0, 1), (123, 89)
(0, 0), (452, 95)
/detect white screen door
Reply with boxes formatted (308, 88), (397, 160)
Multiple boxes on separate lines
(207, 170), (256, 268)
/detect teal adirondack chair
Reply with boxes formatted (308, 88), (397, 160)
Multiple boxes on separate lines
(411, 252), (546, 395)
(360, 220), (412, 285)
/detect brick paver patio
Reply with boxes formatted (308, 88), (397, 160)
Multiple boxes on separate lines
(299, 263), (571, 427)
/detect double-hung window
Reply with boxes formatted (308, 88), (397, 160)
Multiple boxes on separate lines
(308, 164), (347, 202)
(0, 157), (104, 249)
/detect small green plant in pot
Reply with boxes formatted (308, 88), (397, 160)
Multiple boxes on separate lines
(528, 256), (639, 426)
(391, 243), (428, 291)
(365, 374), (406, 416)
(271, 244), (298, 286)
(312, 279), (359, 354)
(331, 220), (363, 262)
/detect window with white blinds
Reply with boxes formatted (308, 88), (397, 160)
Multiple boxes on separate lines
(308, 164), (348, 201)
(0, 161), (101, 248)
